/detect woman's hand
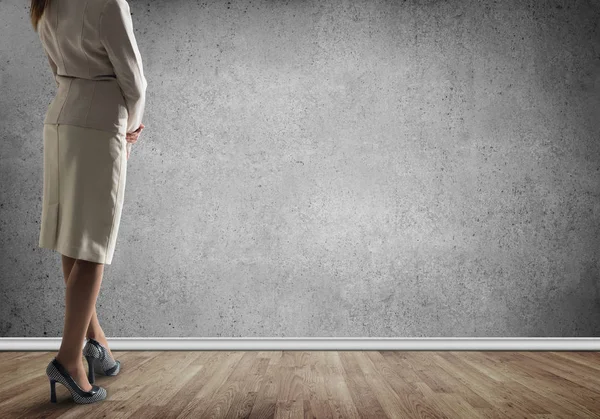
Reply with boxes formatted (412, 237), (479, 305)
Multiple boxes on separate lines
(126, 122), (144, 144)
(125, 123), (144, 160)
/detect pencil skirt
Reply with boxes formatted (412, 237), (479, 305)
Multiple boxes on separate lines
(38, 123), (127, 265)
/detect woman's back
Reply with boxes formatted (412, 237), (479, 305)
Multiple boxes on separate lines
(38, 0), (147, 135)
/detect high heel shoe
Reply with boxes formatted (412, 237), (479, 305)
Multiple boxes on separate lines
(83, 337), (121, 384)
(46, 357), (107, 404)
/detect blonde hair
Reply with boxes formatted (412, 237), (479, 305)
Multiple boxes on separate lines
(30, 0), (51, 32)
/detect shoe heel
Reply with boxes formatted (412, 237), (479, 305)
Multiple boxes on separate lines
(49, 378), (57, 403)
(85, 355), (95, 384)
(83, 338), (120, 378)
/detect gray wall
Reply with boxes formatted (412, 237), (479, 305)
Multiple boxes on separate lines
(1, 0), (599, 338)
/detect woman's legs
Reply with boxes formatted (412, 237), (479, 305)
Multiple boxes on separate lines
(61, 255), (115, 359)
(55, 257), (104, 392)
(62, 255), (112, 350)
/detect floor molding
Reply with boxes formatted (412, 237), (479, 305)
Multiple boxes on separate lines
(1, 337), (599, 351)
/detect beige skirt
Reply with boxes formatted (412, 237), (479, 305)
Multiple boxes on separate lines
(39, 123), (127, 265)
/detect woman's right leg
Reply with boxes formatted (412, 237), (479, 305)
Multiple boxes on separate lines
(55, 258), (104, 392)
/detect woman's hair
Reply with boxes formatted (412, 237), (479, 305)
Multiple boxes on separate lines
(30, 0), (51, 32)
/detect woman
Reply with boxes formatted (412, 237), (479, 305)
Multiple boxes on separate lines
(30, 0), (147, 404)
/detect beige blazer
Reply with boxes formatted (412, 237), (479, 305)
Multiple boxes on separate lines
(38, 0), (147, 135)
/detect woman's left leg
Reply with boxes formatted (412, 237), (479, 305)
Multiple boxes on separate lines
(61, 254), (115, 360)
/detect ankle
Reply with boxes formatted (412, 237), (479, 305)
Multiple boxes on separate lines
(86, 332), (106, 341)
(55, 355), (82, 373)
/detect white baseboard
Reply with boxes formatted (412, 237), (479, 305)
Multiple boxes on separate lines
(1, 337), (599, 351)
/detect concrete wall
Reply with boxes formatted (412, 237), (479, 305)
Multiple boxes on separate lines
(1, 0), (599, 338)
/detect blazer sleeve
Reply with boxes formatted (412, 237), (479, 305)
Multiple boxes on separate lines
(44, 50), (59, 88)
(99, 0), (148, 133)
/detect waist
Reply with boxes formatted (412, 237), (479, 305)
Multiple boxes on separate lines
(56, 74), (118, 82)
(45, 77), (128, 135)
(55, 75), (122, 90)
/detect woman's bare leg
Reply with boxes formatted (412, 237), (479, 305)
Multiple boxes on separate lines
(61, 255), (76, 281)
(61, 255), (115, 359)
(55, 257), (104, 392)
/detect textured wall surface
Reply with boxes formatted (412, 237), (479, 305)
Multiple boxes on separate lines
(0, 0), (599, 338)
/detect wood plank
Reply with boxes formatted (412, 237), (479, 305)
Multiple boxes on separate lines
(434, 352), (550, 417)
(174, 351), (246, 418)
(338, 351), (388, 419)
(248, 351), (281, 419)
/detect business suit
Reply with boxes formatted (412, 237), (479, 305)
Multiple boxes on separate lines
(37, 0), (147, 264)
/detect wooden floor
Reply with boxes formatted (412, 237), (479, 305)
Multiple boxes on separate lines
(1, 350), (599, 418)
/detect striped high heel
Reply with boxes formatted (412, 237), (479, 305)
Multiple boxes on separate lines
(83, 338), (121, 384)
(46, 357), (107, 404)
